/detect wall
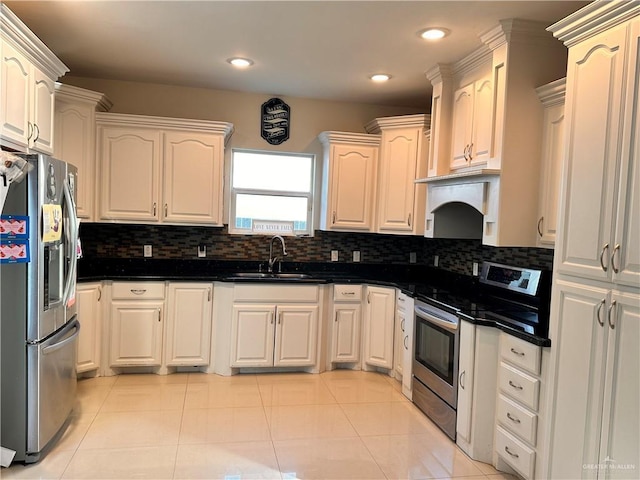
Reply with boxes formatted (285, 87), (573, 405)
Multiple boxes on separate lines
(79, 223), (554, 276)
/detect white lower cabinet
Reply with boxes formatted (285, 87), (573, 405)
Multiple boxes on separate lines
(363, 285), (395, 369)
(398, 291), (414, 399)
(109, 282), (165, 367)
(330, 285), (362, 364)
(495, 333), (543, 479)
(230, 284), (320, 368)
(456, 320), (499, 463)
(165, 282), (213, 366)
(76, 282), (103, 373)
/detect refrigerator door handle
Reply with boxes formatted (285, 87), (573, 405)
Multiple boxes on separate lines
(42, 320), (80, 355)
(61, 179), (79, 307)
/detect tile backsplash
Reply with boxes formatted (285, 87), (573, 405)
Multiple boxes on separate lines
(79, 223), (554, 275)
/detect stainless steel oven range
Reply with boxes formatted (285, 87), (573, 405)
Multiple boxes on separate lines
(412, 299), (459, 440)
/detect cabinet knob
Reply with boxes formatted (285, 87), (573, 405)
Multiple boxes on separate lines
(597, 299), (606, 327)
(537, 217), (544, 237)
(599, 243), (609, 272)
(608, 300), (617, 330)
(611, 244), (621, 274)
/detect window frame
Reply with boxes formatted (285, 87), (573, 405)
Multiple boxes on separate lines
(229, 148), (315, 236)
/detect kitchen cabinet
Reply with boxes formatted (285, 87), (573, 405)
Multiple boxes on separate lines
(396, 291), (414, 399)
(455, 320), (499, 464)
(96, 113), (233, 225)
(364, 115), (430, 235)
(318, 131), (381, 232)
(230, 284), (319, 368)
(362, 285), (395, 370)
(0, 5), (68, 154)
(534, 78), (565, 248)
(76, 282), (103, 374)
(541, 8), (640, 479)
(330, 284), (362, 364)
(54, 84), (112, 220)
(495, 334), (543, 479)
(109, 282), (165, 367)
(450, 76), (492, 170)
(165, 282), (213, 367)
(544, 280), (639, 480)
(423, 20), (568, 247)
(552, 15), (639, 288)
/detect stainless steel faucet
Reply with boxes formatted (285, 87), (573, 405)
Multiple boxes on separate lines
(268, 235), (287, 272)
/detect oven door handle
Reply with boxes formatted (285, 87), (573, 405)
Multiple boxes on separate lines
(414, 306), (458, 332)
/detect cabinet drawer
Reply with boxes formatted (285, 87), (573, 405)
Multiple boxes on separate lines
(500, 334), (541, 375)
(112, 282), (165, 300)
(234, 284), (319, 303)
(497, 394), (538, 445)
(498, 362), (540, 411)
(396, 292), (410, 312)
(333, 284), (362, 301)
(496, 425), (536, 479)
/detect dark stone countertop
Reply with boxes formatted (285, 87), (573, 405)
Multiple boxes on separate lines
(78, 257), (550, 346)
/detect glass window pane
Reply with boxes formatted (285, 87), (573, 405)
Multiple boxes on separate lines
(235, 194), (308, 229)
(233, 151), (312, 192)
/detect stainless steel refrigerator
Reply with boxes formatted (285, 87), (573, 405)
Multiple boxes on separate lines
(1, 154), (80, 463)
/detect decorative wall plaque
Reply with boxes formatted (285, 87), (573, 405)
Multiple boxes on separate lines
(261, 97), (290, 145)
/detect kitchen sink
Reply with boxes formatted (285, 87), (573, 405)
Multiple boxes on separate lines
(227, 272), (314, 280)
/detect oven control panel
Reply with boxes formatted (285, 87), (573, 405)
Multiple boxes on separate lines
(479, 262), (542, 297)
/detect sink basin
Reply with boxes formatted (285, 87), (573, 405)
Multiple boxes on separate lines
(228, 272), (313, 280)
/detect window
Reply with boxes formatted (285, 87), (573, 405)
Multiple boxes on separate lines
(230, 149), (314, 235)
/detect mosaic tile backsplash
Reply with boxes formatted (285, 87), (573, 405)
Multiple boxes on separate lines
(79, 223), (554, 276)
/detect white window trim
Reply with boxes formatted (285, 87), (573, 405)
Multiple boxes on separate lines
(229, 149), (315, 236)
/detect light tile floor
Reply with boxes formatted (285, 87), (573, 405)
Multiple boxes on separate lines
(2, 370), (517, 480)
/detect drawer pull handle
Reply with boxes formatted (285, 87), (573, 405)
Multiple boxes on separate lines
(597, 299), (606, 327)
(537, 217), (543, 237)
(504, 446), (519, 459)
(130, 289), (147, 295)
(507, 412), (521, 424)
(401, 318), (405, 332)
(341, 291), (355, 296)
(608, 300), (617, 329)
(97, 287), (102, 302)
(600, 243), (609, 272)
(404, 335), (408, 350)
(508, 380), (523, 391)
(510, 348), (525, 357)
(459, 370), (466, 390)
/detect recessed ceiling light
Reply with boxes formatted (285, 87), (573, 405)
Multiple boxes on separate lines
(419, 28), (449, 40)
(370, 74), (391, 82)
(227, 57), (254, 68)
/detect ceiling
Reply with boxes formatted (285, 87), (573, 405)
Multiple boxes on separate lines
(5, 1), (589, 109)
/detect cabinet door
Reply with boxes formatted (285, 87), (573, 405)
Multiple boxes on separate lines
(612, 19), (640, 288)
(163, 132), (223, 225)
(110, 300), (164, 366)
(546, 280), (610, 480)
(76, 283), (102, 373)
(377, 128), (419, 233)
(401, 295), (414, 397)
(274, 305), (318, 367)
(328, 144), (377, 231)
(230, 304), (275, 367)
(598, 290), (640, 479)
(55, 101), (95, 219)
(0, 41), (30, 148)
(470, 76), (493, 166)
(30, 66), (55, 155)
(165, 283), (213, 366)
(393, 307), (405, 377)
(450, 84), (474, 169)
(363, 286), (395, 369)
(99, 127), (161, 221)
(556, 22), (628, 281)
(331, 304), (361, 363)
(456, 320), (476, 443)
(537, 101), (565, 247)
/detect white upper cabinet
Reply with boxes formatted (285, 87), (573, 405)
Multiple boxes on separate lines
(96, 113), (233, 225)
(365, 114), (430, 235)
(535, 79), (565, 248)
(423, 20), (568, 247)
(54, 84), (112, 220)
(450, 76), (492, 170)
(553, 14), (639, 287)
(0, 5), (68, 154)
(318, 131), (380, 232)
